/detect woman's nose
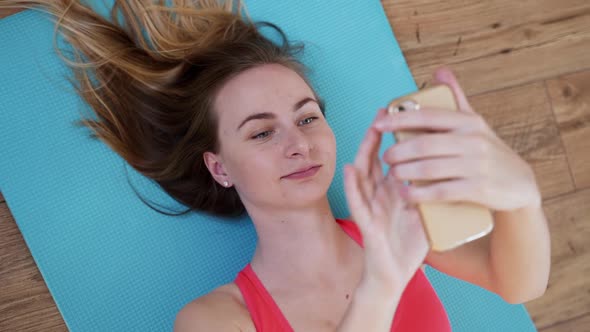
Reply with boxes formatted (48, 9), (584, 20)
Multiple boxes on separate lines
(284, 129), (312, 158)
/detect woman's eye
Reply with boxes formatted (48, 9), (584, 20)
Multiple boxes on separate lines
(300, 116), (319, 125)
(252, 130), (272, 140)
(251, 117), (318, 140)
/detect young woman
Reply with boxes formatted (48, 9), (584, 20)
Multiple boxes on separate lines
(1, 1), (551, 331)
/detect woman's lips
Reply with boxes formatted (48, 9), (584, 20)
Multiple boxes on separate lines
(282, 165), (322, 180)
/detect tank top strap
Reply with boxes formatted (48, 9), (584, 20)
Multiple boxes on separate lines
(335, 218), (364, 247)
(234, 263), (294, 332)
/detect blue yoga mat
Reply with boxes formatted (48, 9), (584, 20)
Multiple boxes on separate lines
(0, 1), (537, 331)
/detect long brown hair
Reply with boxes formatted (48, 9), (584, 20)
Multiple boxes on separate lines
(1, 0), (326, 218)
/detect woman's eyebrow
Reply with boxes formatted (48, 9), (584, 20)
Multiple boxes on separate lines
(236, 97), (318, 131)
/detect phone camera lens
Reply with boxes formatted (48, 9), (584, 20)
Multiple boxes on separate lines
(387, 99), (420, 114)
(400, 100), (420, 112)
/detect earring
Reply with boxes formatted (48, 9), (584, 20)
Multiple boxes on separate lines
(223, 181), (229, 187)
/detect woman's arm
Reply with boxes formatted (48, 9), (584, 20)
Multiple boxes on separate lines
(337, 279), (402, 332)
(372, 66), (551, 304)
(341, 107), (430, 331)
(424, 202), (551, 304)
(489, 204), (550, 302)
(418, 67), (551, 304)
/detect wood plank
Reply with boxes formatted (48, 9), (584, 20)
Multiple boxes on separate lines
(546, 70), (590, 190)
(524, 188), (590, 329)
(0, 1), (585, 331)
(540, 313), (590, 332)
(382, 0), (590, 96)
(469, 81), (574, 199)
(0, 192), (4, 203)
(0, 202), (67, 331)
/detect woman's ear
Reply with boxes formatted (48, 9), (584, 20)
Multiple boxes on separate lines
(203, 151), (230, 186)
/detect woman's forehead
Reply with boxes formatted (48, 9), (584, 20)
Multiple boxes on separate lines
(214, 64), (315, 125)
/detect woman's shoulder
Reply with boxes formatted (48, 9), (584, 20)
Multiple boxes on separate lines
(174, 282), (255, 332)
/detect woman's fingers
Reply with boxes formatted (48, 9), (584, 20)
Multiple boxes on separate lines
(400, 178), (487, 205)
(359, 128), (380, 200)
(382, 133), (468, 165)
(390, 156), (481, 182)
(371, 151), (384, 185)
(382, 166), (403, 198)
(370, 109), (387, 184)
(370, 167), (405, 222)
(354, 110), (385, 199)
(354, 111), (384, 175)
(343, 165), (371, 231)
(373, 108), (488, 134)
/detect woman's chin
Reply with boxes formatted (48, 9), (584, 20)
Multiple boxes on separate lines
(284, 185), (330, 204)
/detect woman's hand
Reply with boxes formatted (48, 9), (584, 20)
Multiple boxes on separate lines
(343, 108), (430, 293)
(372, 67), (542, 212)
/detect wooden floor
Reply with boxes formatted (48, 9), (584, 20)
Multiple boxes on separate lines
(1, 1), (589, 331)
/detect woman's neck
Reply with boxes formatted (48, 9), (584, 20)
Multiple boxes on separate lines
(247, 199), (360, 287)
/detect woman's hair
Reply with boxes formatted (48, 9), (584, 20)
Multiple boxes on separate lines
(1, 0), (326, 218)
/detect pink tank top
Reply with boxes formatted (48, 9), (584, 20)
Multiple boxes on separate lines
(234, 218), (451, 331)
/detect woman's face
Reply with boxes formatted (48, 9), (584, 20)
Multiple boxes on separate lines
(205, 63), (337, 210)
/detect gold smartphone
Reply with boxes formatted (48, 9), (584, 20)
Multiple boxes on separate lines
(386, 84), (494, 252)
